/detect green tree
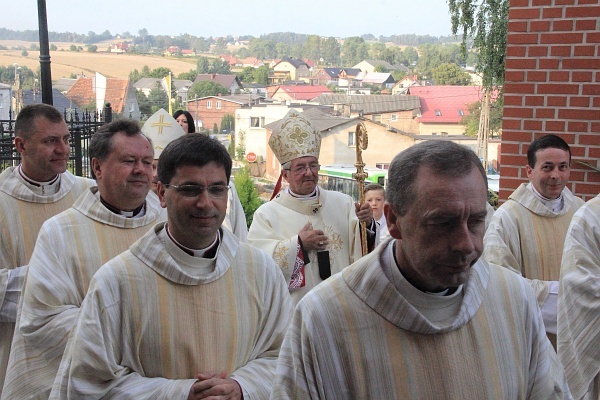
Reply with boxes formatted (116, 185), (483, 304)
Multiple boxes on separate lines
(374, 64), (389, 73)
(212, 37), (227, 54)
(135, 90), (152, 117)
(321, 37), (341, 66)
(188, 81), (229, 98)
(431, 63), (471, 85)
(87, 45), (98, 53)
(220, 113), (235, 134)
(460, 96), (503, 138)
(213, 123), (219, 135)
(238, 66), (255, 84)
(303, 35), (322, 61)
(369, 42), (387, 60)
(21, 49), (28, 57)
(233, 166), (263, 228)
(448, 0), (508, 88)
(50, 44), (57, 51)
(341, 37), (369, 66)
(147, 86), (168, 114)
(210, 58), (231, 74)
(253, 66), (270, 85)
(196, 57), (211, 73)
(148, 67), (172, 78)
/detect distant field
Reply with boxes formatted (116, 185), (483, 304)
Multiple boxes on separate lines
(0, 40), (200, 80)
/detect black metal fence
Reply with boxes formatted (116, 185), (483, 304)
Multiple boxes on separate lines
(0, 105), (112, 178)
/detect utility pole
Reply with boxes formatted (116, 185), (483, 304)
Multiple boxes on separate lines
(476, 88), (490, 173)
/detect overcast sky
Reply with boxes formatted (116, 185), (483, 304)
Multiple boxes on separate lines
(3, 0), (454, 38)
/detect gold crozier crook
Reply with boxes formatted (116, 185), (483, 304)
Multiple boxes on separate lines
(353, 122), (369, 256)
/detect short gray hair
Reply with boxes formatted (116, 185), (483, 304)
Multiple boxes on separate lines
(387, 141), (487, 216)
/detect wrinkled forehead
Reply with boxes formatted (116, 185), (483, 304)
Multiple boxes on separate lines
(290, 156), (318, 167)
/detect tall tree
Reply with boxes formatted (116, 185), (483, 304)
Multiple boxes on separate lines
(321, 37), (341, 66)
(448, 0), (508, 88)
(431, 63), (471, 85)
(341, 37), (369, 66)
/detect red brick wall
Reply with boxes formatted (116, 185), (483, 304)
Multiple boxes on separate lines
(501, 0), (600, 201)
(186, 97), (238, 133)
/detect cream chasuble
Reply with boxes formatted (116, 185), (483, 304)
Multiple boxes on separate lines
(50, 225), (292, 399)
(0, 167), (93, 394)
(558, 194), (600, 400)
(483, 183), (584, 304)
(272, 239), (570, 399)
(248, 188), (363, 304)
(1, 187), (165, 399)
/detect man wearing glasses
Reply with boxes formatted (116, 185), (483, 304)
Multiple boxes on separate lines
(248, 110), (374, 305)
(51, 133), (292, 399)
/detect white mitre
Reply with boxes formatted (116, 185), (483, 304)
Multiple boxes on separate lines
(142, 108), (186, 159)
(268, 109), (322, 165)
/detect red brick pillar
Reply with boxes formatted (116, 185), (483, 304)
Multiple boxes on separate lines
(501, 0), (600, 201)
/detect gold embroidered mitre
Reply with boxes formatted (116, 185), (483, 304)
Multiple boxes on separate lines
(141, 108), (186, 159)
(268, 110), (321, 165)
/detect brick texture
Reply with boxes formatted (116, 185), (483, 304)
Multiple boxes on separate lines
(502, 0), (600, 201)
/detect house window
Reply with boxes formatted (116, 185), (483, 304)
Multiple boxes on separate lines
(207, 101), (212, 109)
(250, 117), (265, 128)
(434, 109), (441, 116)
(458, 109), (464, 116)
(372, 114), (382, 123)
(216, 101), (222, 109)
(375, 163), (390, 170)
(348, 131), (355, 147)
(391, 114), (398, 122)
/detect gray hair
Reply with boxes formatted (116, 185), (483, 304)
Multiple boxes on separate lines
(387, 141), (487, 216)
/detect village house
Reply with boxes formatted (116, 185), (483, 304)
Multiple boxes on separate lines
(313, 93), (421, 134)
(270, 85), (332, 102)
(269, 58), (311, 84)
(66, 72), (140, 120)
(352, 59), (409, 74)
(186, 94), (260, 133)
(406, 85), (483, 136)
(193, 74), (243, 95)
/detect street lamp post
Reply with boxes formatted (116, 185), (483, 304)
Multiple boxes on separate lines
(13, 63), (22, 114)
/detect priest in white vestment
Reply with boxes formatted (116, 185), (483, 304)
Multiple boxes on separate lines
(2, 119), (165, 399)
(558, 194), (600, 400)
(144, 108), (249, 242)
(51, 133), (292, 399)
(272, 140), (570, 399)
(0, 104), (94, 394)
(248, 110), (374, 304)
(483, 134), (584, 344)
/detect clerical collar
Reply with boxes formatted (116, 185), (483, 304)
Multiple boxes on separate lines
(287, 185), (319, 199)
(17, 164), (60, 195)
(392, 241), (460, 296)
(99, 196), (145, 218)
(528, 183), (564, 212)
(165, 223), (220, 258)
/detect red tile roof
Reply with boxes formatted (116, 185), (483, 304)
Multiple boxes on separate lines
(408, 85), (483, 123)
(273, 85), (332, 101)
(66, 77), (130, 113)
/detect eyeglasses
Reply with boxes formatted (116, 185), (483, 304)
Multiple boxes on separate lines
(286, 163), (320, 175)
(164, 184), (229, 198)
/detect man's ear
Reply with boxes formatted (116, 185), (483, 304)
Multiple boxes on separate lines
(157, 182), (167, 209)
(91, 158), (102, 180)
(14, 137), (26, 155)
(525, 164), (533, 180)
(384, 202), (402, 240)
